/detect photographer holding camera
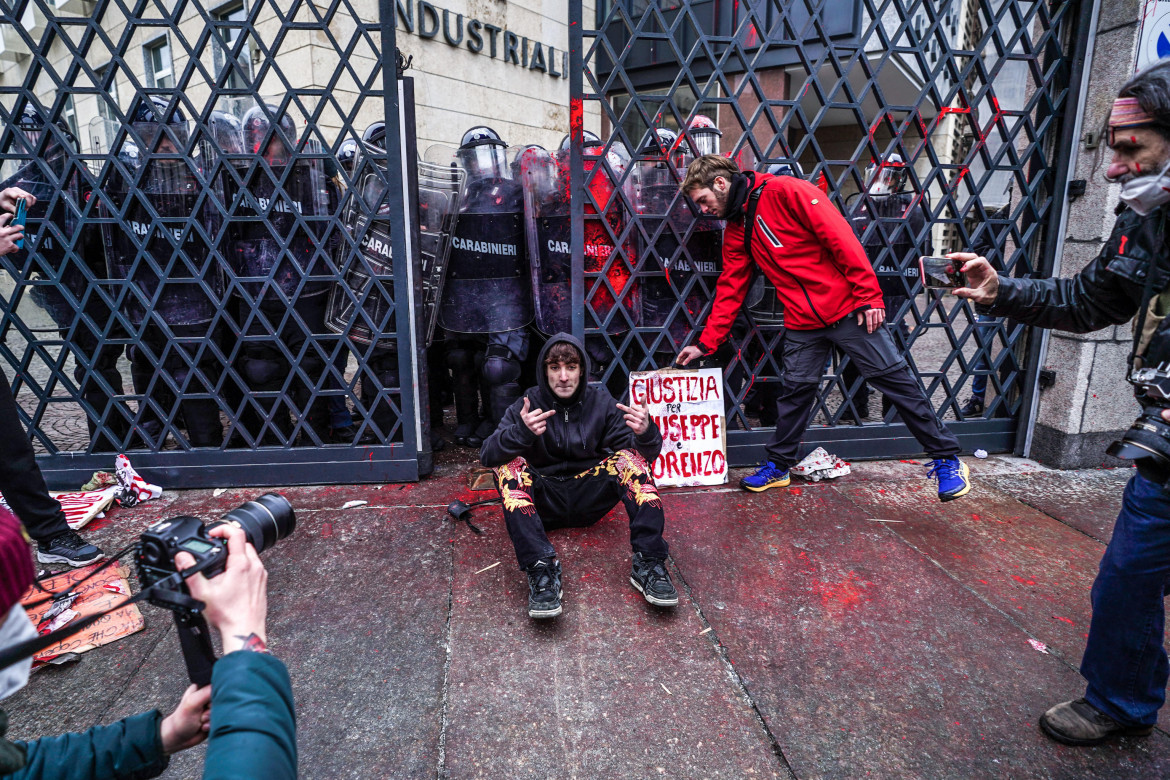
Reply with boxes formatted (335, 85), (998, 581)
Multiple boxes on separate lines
(0, 505), (296, 778)
(953, 59), (1170, 746)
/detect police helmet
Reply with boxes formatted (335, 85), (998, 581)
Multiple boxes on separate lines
(766, 161), (806, 179)
(242, 104), (297, 164)
(207, 111), (244, 155)
(457, 125), (508, 180)
(131, 96), (190, 153)
(337, 138), (358, 174)
(864, 152), (909, 196)
(11, 104), (76, 158)
(637, 127), (679, 158)
(557, 131), (603, 155)
(685, 115), (721, 157)
(362, 121), (386, 151)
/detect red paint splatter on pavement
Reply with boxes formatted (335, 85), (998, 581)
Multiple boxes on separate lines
(789, 487), (802, 496)
(1052, 615), (1074, 625)
(320, 522), (333, 538)
(812, 571), (872, 611)
(1011, 575), (1036, 586)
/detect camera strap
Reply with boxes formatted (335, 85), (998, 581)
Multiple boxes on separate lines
(1128, 212), (1169, 376)
(0, 555), (218, 673)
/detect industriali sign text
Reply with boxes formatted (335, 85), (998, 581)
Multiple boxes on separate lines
(395, 0), (568, 79)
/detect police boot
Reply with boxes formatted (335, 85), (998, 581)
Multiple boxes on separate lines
(238, 345), (293, 446)
(447, 344), (483, 446)
(128, 343), (172, 448)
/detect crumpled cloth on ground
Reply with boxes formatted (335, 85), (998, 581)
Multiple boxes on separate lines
(790, 447), (851, 482)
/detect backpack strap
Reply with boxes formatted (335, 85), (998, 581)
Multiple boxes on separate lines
(742, 181), (766, 260)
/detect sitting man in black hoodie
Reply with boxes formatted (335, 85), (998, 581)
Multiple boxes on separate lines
(480, 333), (677, 619)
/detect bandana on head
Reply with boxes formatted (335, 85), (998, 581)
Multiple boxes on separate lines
(1110, 97), (1154, 129)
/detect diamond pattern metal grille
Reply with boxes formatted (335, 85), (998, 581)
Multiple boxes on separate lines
(0, 0), (422, 487)
(573, 0), (1090, 462)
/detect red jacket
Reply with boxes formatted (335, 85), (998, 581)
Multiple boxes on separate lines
(698, 172), (883, 350)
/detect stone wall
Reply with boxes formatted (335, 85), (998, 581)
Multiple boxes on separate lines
(1028, 0), (1144, 468)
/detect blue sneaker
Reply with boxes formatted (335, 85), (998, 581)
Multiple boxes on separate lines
(739, 461), (791, 492)
(927, 457), (971, 501)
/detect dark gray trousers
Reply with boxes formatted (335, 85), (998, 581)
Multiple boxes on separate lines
(766, 315), (961, 469)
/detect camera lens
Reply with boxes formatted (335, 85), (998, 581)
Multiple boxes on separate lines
(215, 493), (296, 554)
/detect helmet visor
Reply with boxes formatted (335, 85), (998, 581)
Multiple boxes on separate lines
(461, 144), (508, 179)
(691, 131), (720, 157)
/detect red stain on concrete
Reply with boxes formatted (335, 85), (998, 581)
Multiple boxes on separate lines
(1011, 575), (1036, 586)
(1052, 615), (1074, 625)
(812, 570), (872, 611)
(321, 522), (333, 538)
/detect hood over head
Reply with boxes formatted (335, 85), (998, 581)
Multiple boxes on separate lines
(536, 332), (590, 406)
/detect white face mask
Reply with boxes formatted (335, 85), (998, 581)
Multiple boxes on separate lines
(1118, 159), (1170, 215)
(0, 603), (35, 701)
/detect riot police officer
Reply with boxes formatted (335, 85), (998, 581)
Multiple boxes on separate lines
(440, 126), (531, 447)
(100, 96), (226, 448)
(224, 103), (339, 446)
(2, 106), (136, 452)
(638, 123), (722, 364)
(841, 152), (932, 423)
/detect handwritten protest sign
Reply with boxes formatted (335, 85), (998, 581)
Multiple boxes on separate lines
(630, 368), (728, 487)
(20, 562), (144, 665)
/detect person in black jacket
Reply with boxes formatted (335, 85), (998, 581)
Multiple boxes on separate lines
(480, 333), (676, 619)
(952, 59), (1170, 747)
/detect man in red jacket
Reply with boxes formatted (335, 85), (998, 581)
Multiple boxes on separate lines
(675, 155), (970, 501)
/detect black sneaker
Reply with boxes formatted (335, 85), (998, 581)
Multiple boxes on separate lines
(630, 552), (678, 607)
(960, 396), (985, 417)
(37, 530), (105, 567)
(525, 559), (562, 619)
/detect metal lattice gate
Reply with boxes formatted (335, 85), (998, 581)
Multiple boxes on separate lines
(568, 0), (1091, 464)
(0, 0), (425, 488)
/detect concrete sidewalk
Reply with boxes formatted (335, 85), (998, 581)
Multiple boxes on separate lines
(5, 452), (1170, 778)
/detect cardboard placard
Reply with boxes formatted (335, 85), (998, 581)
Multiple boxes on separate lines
(630, 368), (728, 487)
(21, 562), (144, 663)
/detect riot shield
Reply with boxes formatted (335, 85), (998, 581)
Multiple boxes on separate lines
(519, 145), (571, 336)
(637, 160), (722, 348)
(846, 191), (925, 300)
(326, 148), (462, 347)
(438, 148), (532, 335)
(99, 120), (224, 326)
(226, 143), (333, 306)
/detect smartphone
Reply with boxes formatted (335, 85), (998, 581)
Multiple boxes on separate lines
(11, 197), (27, 250)
(918, 255), (964, 289)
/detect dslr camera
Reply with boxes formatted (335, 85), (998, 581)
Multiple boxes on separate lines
(136, 493), (295, 685)
(1108, 364), (1170, 472)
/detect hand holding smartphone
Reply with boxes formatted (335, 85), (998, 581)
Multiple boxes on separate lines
(11, 197), (27, 250)
(918, 255), (965, 290)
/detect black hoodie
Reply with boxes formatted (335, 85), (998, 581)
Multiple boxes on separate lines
(480, 333), (663, 477)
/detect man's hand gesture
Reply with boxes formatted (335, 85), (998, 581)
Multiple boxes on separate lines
(950, 252), (1000, 305)
(857, 307), (885, 333)
(617, 400), (650, 436)
(520, 396), (555, 436)
(676, 345), (704, 366)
